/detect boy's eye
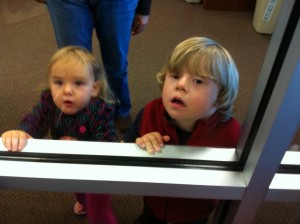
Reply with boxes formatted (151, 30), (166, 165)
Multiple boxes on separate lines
(169, 73), (179, 79)
(193, 79), (203, 85)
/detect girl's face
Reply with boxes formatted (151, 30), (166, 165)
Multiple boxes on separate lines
(162, 68), (219, 132)
(49, 58), (100, 115)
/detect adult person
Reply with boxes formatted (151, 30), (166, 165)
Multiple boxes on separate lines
(35, 0), (152, 133)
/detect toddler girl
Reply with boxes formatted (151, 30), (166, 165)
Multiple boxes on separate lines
(2, 46), (118, 224)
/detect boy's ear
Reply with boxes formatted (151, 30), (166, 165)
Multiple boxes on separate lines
(92, 81), (102, 97)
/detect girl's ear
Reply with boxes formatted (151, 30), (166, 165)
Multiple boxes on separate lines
(92, 80), (102, 97)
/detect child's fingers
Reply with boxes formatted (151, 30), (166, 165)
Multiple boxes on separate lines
(4, 133), (19, 151)
(17, 132), (30, 151)
(136, 136), (157, 154)
(139, 135), (162, 154)
(136, 133), (171, 154)
(162, 135), (171, 143)
(136, 137), (157, 154)
(2, 134), (12, 150)
(60, 136), (77, 141)
(1, 131), (29, 151)
(10, 132), (23, 151)
(136, 137), (146, 149)
(145, 139), (158, 154)
(1, 135), (7, 148)
(151, 132), (165, 147)
(2, 132), (13, 150)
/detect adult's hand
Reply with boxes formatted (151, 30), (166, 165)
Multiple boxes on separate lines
(34, 0), (46, 4)
(132, 14), (150, 36)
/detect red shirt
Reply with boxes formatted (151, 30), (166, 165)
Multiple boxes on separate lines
(139, 98), (241, 223)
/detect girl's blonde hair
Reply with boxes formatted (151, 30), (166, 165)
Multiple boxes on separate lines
(47, 46), (115, 104)
(157, 37), (239, 121)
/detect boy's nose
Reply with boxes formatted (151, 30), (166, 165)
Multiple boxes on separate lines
(176, 77), (188, 92)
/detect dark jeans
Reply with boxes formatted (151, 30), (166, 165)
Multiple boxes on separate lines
(133, 200), (208, 224)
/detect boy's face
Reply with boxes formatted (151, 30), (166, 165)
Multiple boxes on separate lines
(49, 58), (100, 115)
(162, 68), (219, 131)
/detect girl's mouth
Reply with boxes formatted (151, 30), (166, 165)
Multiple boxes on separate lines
(63, 100), (73, 107)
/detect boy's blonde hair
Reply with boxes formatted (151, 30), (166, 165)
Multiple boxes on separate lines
(157, 37), (239, 121)
(47, 46), (115, 104)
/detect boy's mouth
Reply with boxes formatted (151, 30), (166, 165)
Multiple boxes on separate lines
(171, 97), (185, 107)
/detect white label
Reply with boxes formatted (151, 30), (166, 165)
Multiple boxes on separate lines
(262, 0), (278, 22)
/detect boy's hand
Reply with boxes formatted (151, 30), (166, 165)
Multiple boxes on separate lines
(136, 132), (170, 154)
(1, 130), (32, 152)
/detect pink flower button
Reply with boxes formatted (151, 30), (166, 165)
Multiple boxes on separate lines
(79, 126), (86, 134)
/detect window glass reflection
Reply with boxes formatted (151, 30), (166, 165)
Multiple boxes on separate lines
(0, 0), (272, 158)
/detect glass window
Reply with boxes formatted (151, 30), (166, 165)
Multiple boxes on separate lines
(0, 1), (299, 223)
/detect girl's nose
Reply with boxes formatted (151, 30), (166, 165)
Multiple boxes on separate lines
(63, 84), (73, 94)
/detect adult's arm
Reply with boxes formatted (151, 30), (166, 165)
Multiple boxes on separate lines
(136, 0), (152, 15)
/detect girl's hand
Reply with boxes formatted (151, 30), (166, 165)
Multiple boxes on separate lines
(60, 136), (77, 141)
(136, 132), (170, 154)
(1, 130), (32, 152)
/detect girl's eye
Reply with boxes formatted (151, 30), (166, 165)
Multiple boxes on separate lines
(54, 80), (63, 86)
(193, 79), (203, 85)
(75, 80), (84, 86)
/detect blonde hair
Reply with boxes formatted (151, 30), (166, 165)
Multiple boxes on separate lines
(47, 46), (115, 104)
(157, 37), (239, 121)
